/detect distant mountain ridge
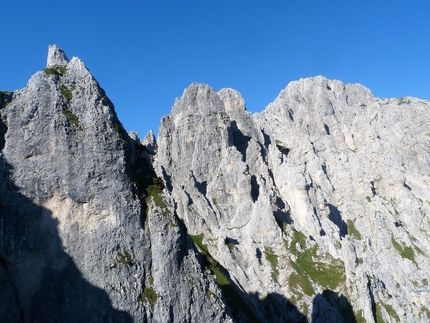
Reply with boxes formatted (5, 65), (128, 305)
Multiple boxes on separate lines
(1, 45), (429, 322)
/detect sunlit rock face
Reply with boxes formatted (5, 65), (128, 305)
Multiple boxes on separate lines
(156, 77), (430, 322)
(1, 45), (430, 322)
(46, 44), (69, 67)
(0, 46), (231, 323)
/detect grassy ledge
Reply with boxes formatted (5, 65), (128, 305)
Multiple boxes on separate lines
(140, 286), (158, 310)
(264, 246), (279, 281)
(45, 66), (67, 76)
(391, 236), (416, 265)
(347, 219), (362, 240)
(60, 84), (75, 103)
(117, 250), (133, 267)
(190, 233), (258, 321)
(287, 229), (346, 296)
(62, 109), (82, 130)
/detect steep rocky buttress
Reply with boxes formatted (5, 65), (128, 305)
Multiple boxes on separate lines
(1, 45), (429, 322)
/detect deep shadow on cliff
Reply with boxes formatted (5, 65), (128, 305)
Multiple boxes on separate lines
(0, 156), (133, 322)
(312, 290), (357, 323)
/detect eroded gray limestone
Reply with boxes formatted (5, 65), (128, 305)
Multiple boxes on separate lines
(47, 44), (69, 67)
(1, 45), (430, 323)
(0, 45), (232, 323)
(155, 77), (430, 322)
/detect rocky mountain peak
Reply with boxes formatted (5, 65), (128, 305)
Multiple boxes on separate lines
(1, 46), (430, 323)
(141, 129), (157, 154)
(46, 44), (69, 67)
(171, 82), (225, 117)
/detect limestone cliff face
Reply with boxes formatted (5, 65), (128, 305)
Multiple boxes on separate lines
(156, 78), (430, 322)
(0, 46), (231, 323)
(1, 46), (430, 322)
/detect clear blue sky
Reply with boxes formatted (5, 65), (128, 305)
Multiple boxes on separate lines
(1, 1), (429, 138)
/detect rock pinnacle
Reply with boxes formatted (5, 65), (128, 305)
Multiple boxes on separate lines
(46, 44), (69, 68)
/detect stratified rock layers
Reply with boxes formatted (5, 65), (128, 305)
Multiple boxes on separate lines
(1, 46), (429, 322)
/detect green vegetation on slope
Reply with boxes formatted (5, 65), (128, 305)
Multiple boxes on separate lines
(264, 246), (279, 281)
(45, 66), (67, 76)
(140, 286), (158, 310)
(190, 233), (259, 321)
(391, 236), (416, 264)
(62, 109), (82, 129)
(117, 250), (133, 267)
(347, 219), (362, 240)
(59, 84), (75, 103)
(287, 229), (346, 297)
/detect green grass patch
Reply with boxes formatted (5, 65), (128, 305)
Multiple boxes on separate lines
(190, 234), (209, 254)
(264, 246), (279, 281)
(391, 236), (416, 264)
(295, 245), (345, 290)
(190, 233), (258, 321)
(146, 183), (167, 211)
(414, 245), (426, 256)
(117, 250), (133, 267)
(62, 109), (82, 129)
(0, 90), (12, 109)
(225, 240), (235, 251)
(375, 303), (385, 323)
(382, 303), (400, 322)
(292, 229), (307, 250)
(129, 153), (167, 220)
(287, 229), (345, 295)
(397, 97), (411, 105)
(140, 286), (158, 309)
(45, 66), (67, 76)
(420, 306), (430, 319)
(112, 122), (128, 142)
(59, 84), (74, 103)
(347, 219), (362, 240)
(225, 238), (236, 256)
(288, 268), (315, 296)
(366, 196), (371, 202)
(355, 309), (365, 323)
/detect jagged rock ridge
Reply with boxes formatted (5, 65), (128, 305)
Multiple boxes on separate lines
(1, 45), (430, 322)
(0, 45), (231, 323)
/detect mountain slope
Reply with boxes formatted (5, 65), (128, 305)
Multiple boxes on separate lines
(155, 77), (430, 322)
(0, 45), (231, 323)
(1, 45), (429, 322)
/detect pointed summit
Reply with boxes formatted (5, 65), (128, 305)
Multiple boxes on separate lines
(46, 44), (69, 67)
(141, 130), (157, 154)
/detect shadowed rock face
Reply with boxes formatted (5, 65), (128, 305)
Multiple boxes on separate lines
(1, 45), (430, 322)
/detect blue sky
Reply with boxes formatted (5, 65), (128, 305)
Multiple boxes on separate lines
(1, 1), (429, 138)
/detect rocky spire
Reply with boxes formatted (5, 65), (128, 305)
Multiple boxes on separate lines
(46, 44), (69, 67)
(141, 130), (158, 154)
